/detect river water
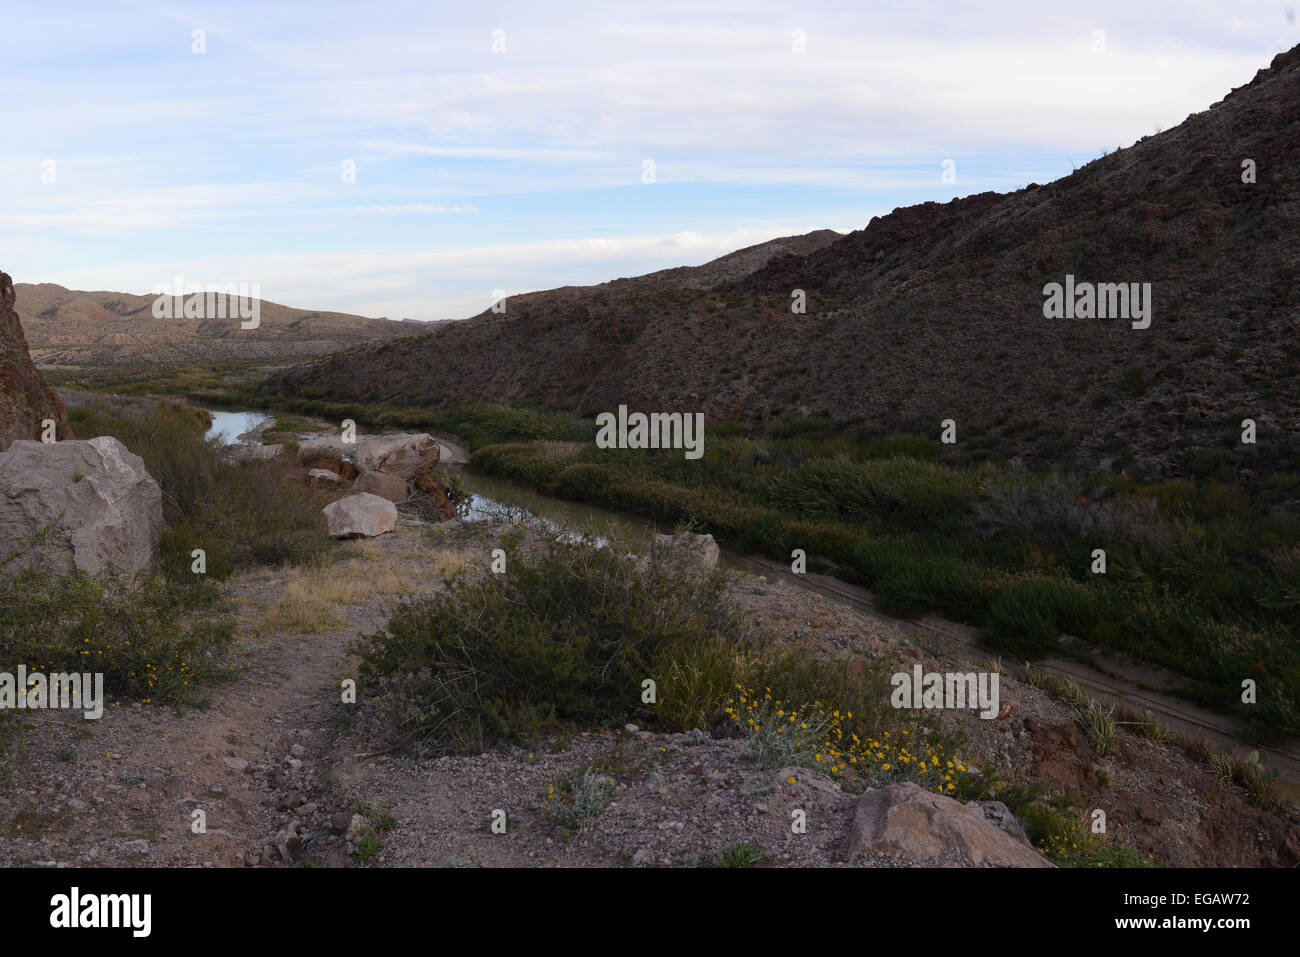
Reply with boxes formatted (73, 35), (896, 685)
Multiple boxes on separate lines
(204, 409), (274, 444)
(202, 410), (670, 554)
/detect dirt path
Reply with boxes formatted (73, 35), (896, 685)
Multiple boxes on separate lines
(4, 516), (1296, 869)
(0, 524), (448, 867)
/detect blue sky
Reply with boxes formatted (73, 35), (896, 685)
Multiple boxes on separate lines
(2, 1), (1294, 320)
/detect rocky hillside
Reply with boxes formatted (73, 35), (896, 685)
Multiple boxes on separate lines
(0, 271), (70, 449)
(268, 46), (1300, 474)
(16, 283), (421, 366)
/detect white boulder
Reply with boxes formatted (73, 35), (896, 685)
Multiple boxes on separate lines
(0, 436), (163, 578)
(322, 493), (397, 538)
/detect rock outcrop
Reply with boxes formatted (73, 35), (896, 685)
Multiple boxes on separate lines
(848, 781), (1053, 867)
(0, 436), (162, 577)
(354, 433), (440, 475)
(352, 469), (408, 503)
(0, 271), (70, 449)
(322, 493), (397, 538)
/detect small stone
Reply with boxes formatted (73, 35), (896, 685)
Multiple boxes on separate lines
(290, 744), (307, 758)
(222, 757), (249, 772)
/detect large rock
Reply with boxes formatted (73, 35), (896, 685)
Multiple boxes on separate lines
(322, 493), (397, 538)
(0, 271), (71, 449)
(355, 433), (440, 477)
(848, 781), (1053, 867)
(639, 531), (720, 577)
(352, 469), (408, 503)
(0, 436), (162, 577)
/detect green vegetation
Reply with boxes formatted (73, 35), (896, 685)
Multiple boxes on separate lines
(66, 395), (335, 579)
(51, 377), (1300, 740)
(357, 517), (955, 777)
(0, 524), (236, 777)
(545, 766), (621, 831)
(0, 557), (236, 706)
(954, 772), (1154, 868)
(708, 841), (768, 868)
(358, 521), (768, 756)
(437, 406), (1300, 742)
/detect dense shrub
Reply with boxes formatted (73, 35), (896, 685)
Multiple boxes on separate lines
(357, 525), (760, 756)
(771, 459), (976, 527)
(0, 558), (236, 705)
(983, 579), (1097, 656)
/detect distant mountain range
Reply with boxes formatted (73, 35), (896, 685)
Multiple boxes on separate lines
(267, 45), (1300, 474)
(15, 283), (423, 366)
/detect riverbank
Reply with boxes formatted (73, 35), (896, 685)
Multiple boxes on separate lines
(196, 403), (1300, 791)
(9, 390), (1296, 867)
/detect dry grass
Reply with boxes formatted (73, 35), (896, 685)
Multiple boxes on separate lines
(263, 540), (474, 633)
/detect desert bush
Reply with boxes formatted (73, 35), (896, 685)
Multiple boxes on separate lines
(970, 472), (1171, 548)
(983, 579), (1097, 656)
(0, 561), (235, 705)
(545, 767), (621, 831)
(357, 526), (759, 756)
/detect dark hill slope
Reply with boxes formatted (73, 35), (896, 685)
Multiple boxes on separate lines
(269, 47), (1300, 473)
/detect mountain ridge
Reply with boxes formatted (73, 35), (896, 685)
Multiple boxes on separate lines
(258, 44), (1297, 473)
(15, 282), (421, 366)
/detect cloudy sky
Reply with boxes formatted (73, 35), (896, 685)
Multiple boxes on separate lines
(3, 1), (1294, 319)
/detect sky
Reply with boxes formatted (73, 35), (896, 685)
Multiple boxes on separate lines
(2, 1), (1295, 320)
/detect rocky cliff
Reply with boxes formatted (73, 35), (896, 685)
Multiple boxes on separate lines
(0, 270), (70, 449)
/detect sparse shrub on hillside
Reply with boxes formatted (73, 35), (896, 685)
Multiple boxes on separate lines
(545, 766), (621, 831)
(725, 684), (966, 794)
(1076, 699), (1117, 757)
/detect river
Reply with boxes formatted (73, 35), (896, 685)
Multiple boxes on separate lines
(202, 410), (672, 555)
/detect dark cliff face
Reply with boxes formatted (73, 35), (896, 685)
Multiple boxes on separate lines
(0, 270), (71, 449)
